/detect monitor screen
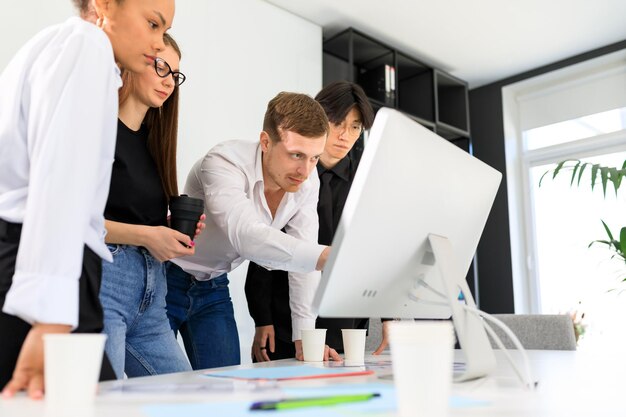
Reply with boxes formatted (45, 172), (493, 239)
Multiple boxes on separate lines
(313, 108), (502, 380)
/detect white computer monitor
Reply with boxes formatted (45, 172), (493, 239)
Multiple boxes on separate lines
(313, 108), (502, 380)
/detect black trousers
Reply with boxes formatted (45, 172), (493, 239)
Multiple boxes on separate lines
(0, 219), (116, 388)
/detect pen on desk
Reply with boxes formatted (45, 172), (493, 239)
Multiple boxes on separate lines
(250, 393), (381, 411)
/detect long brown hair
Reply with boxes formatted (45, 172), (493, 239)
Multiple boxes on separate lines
(118, 33), (181, 199)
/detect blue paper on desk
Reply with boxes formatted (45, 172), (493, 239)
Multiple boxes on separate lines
(143, 382), (489, 417)
(204, 365), (368, 380)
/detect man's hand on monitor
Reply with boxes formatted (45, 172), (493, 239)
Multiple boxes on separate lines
(315, 246), (331, 271)
(294, 340), (342, 361)
(2, 323), (72, 400)
(372, 320), (392, 355)
(251, 325), (275, 362)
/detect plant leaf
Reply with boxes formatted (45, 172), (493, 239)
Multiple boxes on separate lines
(614, 169), (624, 193)
(589, 239), (611, 248)
(601, 220), (614, 242)
(552, 159), (575, 180)
(621, 227), (626, 259)
(600, 166), (610, 197)
(539, 170), (550, 187)
(591, 164), (599, 191)
(576, 163), (588, 186)
(570, 161), (581, 186)
(609, 167), (619, 196)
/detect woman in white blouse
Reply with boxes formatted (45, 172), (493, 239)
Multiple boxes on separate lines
(0, 0), (175, 399)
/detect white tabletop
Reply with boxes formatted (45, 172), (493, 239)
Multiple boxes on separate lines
(0, 349), (622, 416)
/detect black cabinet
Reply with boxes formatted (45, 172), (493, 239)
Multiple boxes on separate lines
(397, 53), (434, 128)
(323, 28), (471, 146)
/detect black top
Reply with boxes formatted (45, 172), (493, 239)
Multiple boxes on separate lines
(104, 120), (167, 227)
(245, 156), (368, 352)
(316, 156), (352, 246)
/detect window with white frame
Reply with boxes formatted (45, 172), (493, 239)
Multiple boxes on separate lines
(503, 50), (626, 349)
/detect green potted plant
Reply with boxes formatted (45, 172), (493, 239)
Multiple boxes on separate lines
(540, 159), (626, 283)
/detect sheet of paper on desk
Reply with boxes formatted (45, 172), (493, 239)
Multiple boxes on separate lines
(143, 382), (490, 417)
(101, 378), (273, 394)
(204, 365), (373, 381)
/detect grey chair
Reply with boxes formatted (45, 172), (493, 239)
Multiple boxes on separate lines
(488, 314), (577, 351)
(365, 319), (384, 353)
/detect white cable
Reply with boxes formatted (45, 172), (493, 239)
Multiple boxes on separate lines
(461, 305), (536, 390)
(413, 280), (536, 389)
(479, 316), (528, 383)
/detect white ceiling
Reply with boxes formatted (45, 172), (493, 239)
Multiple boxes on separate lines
(264, 0), (626, 88)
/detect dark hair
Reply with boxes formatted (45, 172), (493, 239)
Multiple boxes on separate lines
(118, 33), (181, 199)
(314, 81), (374, 129)
(263, 92), (329, 142)
(72, 0), (90, 14)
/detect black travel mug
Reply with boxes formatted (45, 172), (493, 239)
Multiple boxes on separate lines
(169, 194), (204, 241)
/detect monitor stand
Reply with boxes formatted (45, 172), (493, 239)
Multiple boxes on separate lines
(427, 234), (496, 381)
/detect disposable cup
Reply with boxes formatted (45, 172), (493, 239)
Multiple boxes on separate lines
(44, 333), (107, 408)
(301, 329), (327, 362)
(389, 321), (454, 417)
(341, 329), (367, 365)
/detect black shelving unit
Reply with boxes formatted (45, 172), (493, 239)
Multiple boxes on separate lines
(324, 30), (396, 107)
(397, 52), (434, 124)
(323, 27), (477, 300)
(323, 27), (471, 145)
(435, 70), (469, 134)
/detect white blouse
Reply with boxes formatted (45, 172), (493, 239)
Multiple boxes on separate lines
(0, 17), (121, 328)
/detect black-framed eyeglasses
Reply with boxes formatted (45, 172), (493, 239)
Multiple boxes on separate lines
(154, 57), (186, 86)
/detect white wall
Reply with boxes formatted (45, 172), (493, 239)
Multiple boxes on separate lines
(2, 1), (74, 70)
(1, 0), (322, 365)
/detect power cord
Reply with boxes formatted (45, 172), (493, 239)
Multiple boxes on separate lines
(413, 280), (537, 389)
(461, 305), (537, 389)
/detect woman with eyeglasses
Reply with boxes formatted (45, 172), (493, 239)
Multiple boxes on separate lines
(0, 0), (175, 399)
(98, 33), (200, 379)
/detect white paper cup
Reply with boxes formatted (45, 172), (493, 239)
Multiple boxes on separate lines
(341, 329), (367, 365)
(389, 321), (454, 417)
(44, 334), (107, 408)
(301, 329), (327, 362)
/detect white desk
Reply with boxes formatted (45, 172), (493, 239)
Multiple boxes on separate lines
(0, 350), (622, 416)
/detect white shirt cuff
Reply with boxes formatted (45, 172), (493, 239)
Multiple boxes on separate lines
(291, 318), (317, 341)
(2, 272), (79, 329)
(292, 241), (326, 273)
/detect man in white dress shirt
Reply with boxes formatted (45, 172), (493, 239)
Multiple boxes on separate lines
(165, 92), (339, 369)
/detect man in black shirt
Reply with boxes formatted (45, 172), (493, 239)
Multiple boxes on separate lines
(245, 82), (376, 361)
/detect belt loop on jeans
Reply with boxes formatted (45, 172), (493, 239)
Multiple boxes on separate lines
(0, 218), (22, 240)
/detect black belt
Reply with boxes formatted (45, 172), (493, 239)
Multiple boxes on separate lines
(0, 219), (22, 240)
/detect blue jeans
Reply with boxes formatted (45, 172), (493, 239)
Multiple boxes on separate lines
(100, 245), (191, 379)
(166, 263), (241, 370)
